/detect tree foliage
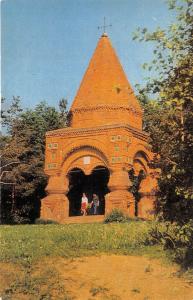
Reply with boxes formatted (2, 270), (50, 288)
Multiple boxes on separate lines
(1, 97), (68, 223)
(134, 0), (193, 222)
(148, 220), (193, 269)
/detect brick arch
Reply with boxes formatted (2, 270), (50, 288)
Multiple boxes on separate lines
(61, 137), (108, 159)
(130, 144), (153, 162)
(66, 157), (107, 175)
(67, 167), (85, 175)
(60, 145), (109, 175)
(91, 165), (110, 172)
(133, 159), (147, 175)
(133, 150), (150, 175)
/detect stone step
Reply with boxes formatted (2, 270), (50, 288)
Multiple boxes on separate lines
(62, 215), (104, 224)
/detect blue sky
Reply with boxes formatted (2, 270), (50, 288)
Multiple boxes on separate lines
(2, 0), (176, 110)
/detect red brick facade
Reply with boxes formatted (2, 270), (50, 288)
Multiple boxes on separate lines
(40, 34), (159, 222)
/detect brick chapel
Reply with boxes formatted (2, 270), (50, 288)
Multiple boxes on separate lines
(40, 32), (159, 223)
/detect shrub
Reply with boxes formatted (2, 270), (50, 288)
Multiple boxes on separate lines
(34, 218), (59, 225)
(104, 209), (128, 223)
(148, 220), (193, 269)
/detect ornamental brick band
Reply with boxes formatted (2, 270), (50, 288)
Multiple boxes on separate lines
(41, 33), (159, 222)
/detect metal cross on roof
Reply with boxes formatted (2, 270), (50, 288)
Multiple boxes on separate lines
(98, 17), (112, 34)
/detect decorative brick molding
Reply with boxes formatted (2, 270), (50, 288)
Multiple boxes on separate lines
(71, 104), (142, 116)
(46, 123), (149, 141)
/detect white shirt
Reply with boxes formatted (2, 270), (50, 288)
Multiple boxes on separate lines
(81, 196), (88, 205)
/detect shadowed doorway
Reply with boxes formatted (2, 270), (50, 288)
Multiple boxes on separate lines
(128, 168), (146, 216)
(67, 166), (110, 216)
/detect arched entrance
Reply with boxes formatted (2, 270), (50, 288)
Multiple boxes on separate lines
(128, 168), (146, 216)
(67, 166), (110, 216)
(91, 166), (110, 215)
(128, 151), (149, 216)
(67, 168), (85, 216)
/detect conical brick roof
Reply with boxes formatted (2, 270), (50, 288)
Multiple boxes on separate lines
(70, 34), (142, 129)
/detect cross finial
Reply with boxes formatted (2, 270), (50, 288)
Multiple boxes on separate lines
(98, 17), (112, 35)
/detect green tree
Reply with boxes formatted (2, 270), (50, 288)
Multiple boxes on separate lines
(134, 0), (193, 223)
(1, 98), (68, 224)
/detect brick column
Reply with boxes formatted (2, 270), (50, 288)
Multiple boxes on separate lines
(40, 174), (69, 222)
(138, 169), (160, 219)
(105, 167), (135, 217)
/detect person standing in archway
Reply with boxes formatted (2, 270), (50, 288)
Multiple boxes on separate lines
(92, 194), (100, 215)
(81, 193), (88, 216)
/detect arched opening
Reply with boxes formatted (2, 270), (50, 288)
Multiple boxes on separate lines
(67, 168), (85, 216)
(128, 168), (146, 216)
(67, 166), (110, 216)
(90, 166), (110, 215)
(130, 151), (149, 216)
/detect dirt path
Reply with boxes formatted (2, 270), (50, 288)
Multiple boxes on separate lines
(1, 255), (193, 300)
(48, 255), (193, 300)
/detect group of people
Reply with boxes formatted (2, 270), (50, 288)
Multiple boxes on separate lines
(81, 193), (99, 216)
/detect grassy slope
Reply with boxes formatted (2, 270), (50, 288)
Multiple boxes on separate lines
(1, 221), (166, 263)
(0, 221), (170, 300)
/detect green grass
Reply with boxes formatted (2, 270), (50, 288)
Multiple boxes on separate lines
(1, 262), (74, 300)
(0, 221), (166, 264)
(0, 221), (175, 299)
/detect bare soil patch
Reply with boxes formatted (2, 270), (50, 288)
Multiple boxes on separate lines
(1, 255), (193, 300)
(43, 255), (193, 300)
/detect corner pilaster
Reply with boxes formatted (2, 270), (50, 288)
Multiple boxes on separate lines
(138, 169), (160, 219)
(40, 174), (69, 222)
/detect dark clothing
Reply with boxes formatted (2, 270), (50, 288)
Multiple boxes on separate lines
(92, 194), (99, 215)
